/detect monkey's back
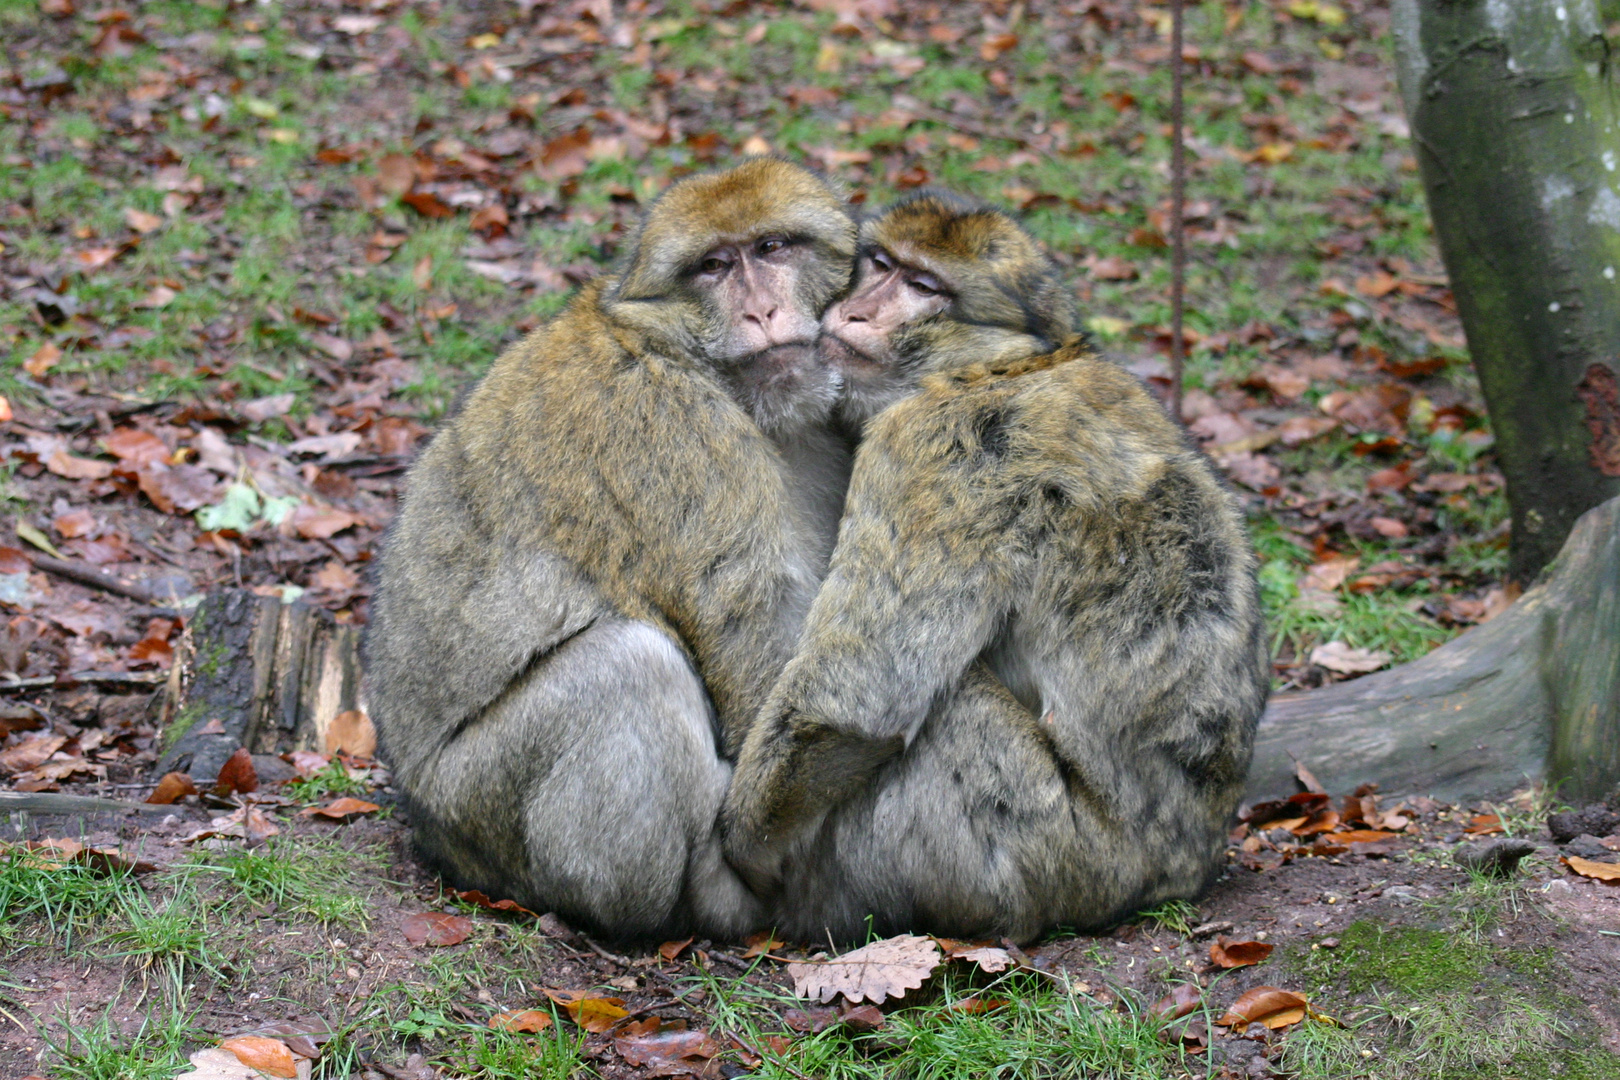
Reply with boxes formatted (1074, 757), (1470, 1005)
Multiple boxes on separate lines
(855, 344), (1268, 907)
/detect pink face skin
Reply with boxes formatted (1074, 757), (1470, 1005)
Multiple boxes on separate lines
(818, 248), (951, 419)
(690, 234), (839, 432)
(691, 234), (824, 361)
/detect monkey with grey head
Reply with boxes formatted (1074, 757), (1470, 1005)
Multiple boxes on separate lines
(721, 190), (1269, 942)
(366, 159), (859, 940)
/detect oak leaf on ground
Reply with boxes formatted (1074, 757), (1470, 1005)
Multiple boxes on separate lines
(787, 933), (941, 1004)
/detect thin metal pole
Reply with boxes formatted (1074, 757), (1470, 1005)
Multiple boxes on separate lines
(1169, 0), (1186, 424)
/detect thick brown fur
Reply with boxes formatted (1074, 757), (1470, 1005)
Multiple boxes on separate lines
(721, 192), (1269, 943)
(366, 159), (858, 941)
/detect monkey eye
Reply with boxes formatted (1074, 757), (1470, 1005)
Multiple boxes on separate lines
(755, 236), (788, 256)
(697, 252), (733, 275)
(908, 275), (943, 297)
(870, 250), (895, 272)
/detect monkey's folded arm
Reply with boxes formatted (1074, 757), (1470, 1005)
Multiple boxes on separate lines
(721, 442), (1021, 885)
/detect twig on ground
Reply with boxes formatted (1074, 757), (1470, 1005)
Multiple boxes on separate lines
(584, 938), (632, 967)
(0, 671), (167, 692)
(25, 552), (164, 604)
(0, 790), (172, 814)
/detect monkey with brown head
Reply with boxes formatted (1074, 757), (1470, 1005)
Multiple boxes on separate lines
(721, 190), (1269, 943)
(367, 159), (858, 941)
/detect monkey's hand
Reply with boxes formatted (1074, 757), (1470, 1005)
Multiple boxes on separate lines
(720, 705), (904, 895)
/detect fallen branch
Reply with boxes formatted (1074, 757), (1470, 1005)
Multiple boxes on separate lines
(0, 790), (171, 814)
(0, 670), (167, 692)
(25, 552), (171, 605)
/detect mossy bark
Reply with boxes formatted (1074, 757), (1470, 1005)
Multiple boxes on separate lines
(1391, 0), (1620, 581)
(157, 590), (363, 783)
(1248, 495), (1620, 803)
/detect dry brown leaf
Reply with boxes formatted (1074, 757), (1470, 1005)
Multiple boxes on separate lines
(308, 561), (361, 593)
(742, 931), (786, 958)
(221, 1036), (298, 1079)
(1310, 640), (1391, 674)
(545, 989), (630, 1033)
(1563, 856), (1620, 883)
(782, 1007), (839, 1033)
(955, 946), (1012, 973)
(137, 462), (221, 515)
(176, 1047), (310, 1080)
(1084, 255), (1139, 281)
(457, 888), (540, 919)
(1329, 829), (1400, 844)
(1464, 814), (1504, 836)
(178, 804), (282, 846)
(1209, 937), (1275, 969)
(1150, 982), (1202, 1020)
(25, 342), (61, 378)
(401, 911), (473, 947)
(1217, 987), (1308, 1029)
(52, 509), (96, 538)
(102, 427), (170, 465)
(787, 933), (941, 1005)
(125, 207), (164, 233)
(45, 450), (114, 480)
(300, 797), (379, 820)
(659, 937), (693, 961)
(614, 1027), (720, 1071)
(146, 771), (198, 804)
(376, 153), (416, 196)
(215, 748), (259, 795)
(323, 709), (377, 757)
(291, 504), (360, 540)
(0, 733), (66, 774)
(489, 1009), (553, 1033)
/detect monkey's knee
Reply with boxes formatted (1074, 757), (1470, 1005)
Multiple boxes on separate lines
(512, 620), (756, 938)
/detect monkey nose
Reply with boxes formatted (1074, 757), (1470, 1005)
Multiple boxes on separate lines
(744, 304), (781, 329)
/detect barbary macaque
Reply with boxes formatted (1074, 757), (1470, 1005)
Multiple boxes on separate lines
(722, 190), (1269, 942)
(366, 159), (859, 940)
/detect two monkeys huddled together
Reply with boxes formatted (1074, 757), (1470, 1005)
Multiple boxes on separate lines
(365, 157), (1270, 945)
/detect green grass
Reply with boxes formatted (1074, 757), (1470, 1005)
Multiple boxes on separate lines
(101, 883), (219, 978)
(446, 1025), (585, 1080)
(0, 846), (144, 947)
(285, 759), (372, 803)
(1134, 899), (1199, 938)
(198, 836), (378, 925)
(682, 967), (1197, 1080)
(1290, 921), (1620, 1080)
(38, 974), (202, 1080)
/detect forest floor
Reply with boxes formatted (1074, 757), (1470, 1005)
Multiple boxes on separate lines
(1, 0), (1616, 1076)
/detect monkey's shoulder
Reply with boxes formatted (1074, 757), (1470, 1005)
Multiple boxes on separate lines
(872, 348), (1182, 471)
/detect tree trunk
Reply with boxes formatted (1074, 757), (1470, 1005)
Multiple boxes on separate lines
(1247, 494), (1620, 803)
(1391, 0), (1620, 581)
(157, 590), (363, 783)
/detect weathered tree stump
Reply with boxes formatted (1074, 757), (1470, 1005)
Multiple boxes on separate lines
(1247, 494), (1620, 803)
(157, 590), (363, 783)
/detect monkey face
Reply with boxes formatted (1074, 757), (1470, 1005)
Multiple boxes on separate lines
(819, 246), (952, 422)
(824, 190), (1083, 425)
(605, 158), (859, 435)
(689, 233), (841, 434)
